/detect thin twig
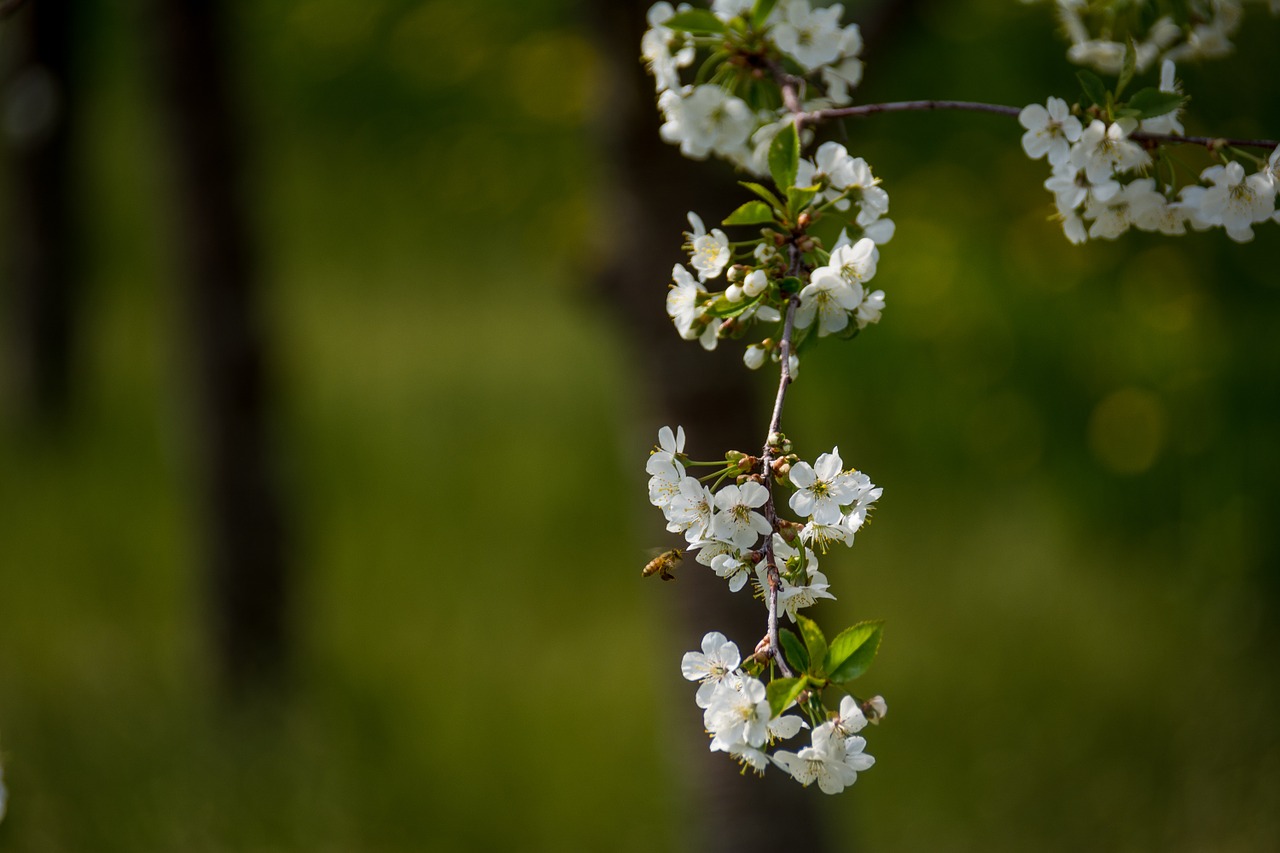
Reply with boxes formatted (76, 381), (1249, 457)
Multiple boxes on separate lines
(799, 98), (1278, 149)
(758, 242), (804, 679)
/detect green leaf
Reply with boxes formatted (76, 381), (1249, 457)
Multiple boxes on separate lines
(768, 122), (800, 191)
(797, 615), (827, 676)
(824, 620), (884, 683)
(1126, 88), (1186, 120)
(778, 275), (802, 295)
(1077, 69), (1109, 108)
(723, 200), (776, 226)
(786, 185), (820, 215)
(1116, 38), (1137, 99)
(751, 0), (779, 27)
(663, 9), (727, 33)
(738, 181), (786, 213)
(778, 628), (809, 673)
(766, 676), (808, 718)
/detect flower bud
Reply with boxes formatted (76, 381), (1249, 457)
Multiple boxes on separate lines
(743, 269), (768, 297)
(727, 264), (747, 282)
(796, 235), (815, 253)
(863, 695), (888, 724)
(725, 450), (745, 464)
(756, 306), (781, 323)
(772, 459), (791, 479)
(743, 344), (766, 370)
(725, 283), (745, 303)
(797, 212), (812, 229)
(767, 431), (785, 448)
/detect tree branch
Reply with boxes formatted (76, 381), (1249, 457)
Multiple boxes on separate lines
(800, 98), (1278, 149)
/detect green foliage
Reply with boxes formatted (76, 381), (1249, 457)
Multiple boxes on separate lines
(1077, 69), (1109, 109)
(1116, 39), (1137, 99)
(767, 676), (809, 718)
(663, 9), (727, 34)
(825, 620), (884, 683)
(1125, 88), (1187, 119)
(723, 200), (776, 226)
(739, 180), (787, 214)
(779, 627), (809, 673)
(751, 0), (780, 28)
(769, 121), (800, 191)
(797, 614), (828, 676)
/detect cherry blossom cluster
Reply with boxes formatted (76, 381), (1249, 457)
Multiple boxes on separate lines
(647, 422), (887, 790)
(681, 631), (880, 792)
(1019, 63), (1280, 243)
(1033, 0), (1280, 74)
(643, 0), (865, 173)
(638, 0), (1275, 797)
(667, 139), (890, 367)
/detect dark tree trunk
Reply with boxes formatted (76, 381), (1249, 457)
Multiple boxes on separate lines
(587, 3), (830, 851)
(3, 0), (77, 426)
(145, 0), (290, 696)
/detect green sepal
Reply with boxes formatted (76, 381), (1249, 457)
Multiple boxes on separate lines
(766, 675), (808, 719)
(738, 181), (786, 213)
(786, 185), (820, 215)
(751, 0), (779, 27)
(723, 200), (776, 226)
(769, 122), (800, 192)
(1116, 38), (1137, 99)
(1126, 88), (1186, 120)
(1077, 69), (1109, 108)
(664, 9), (727, 33)
(703, 293), (763, 319)
(796, 614), (828, 677)
(778, 627), (809, 673)
(824, 620), (884, 683)
(778, 276), (802, 295)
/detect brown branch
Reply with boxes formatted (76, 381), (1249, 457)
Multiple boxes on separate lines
(758, 242), (805, 679)
(799, 98), (1278, 149)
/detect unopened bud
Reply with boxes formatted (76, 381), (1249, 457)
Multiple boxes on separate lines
(772, 458), (791, 479)
(796, 235), (815, 253)
(743, 344), (767, 370)
(743, 269), (769, 297)
(797, 212), (812, 229)
(752, 636), (772, 663)
(767, 431), (784, 447)
(725, 283), (745, 303)
(862, 695), (888, 724)
(725, 450), (746, 464)
(727, 264), (747, 282)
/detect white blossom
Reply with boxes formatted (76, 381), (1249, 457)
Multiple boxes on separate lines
(681, 631), (742, 709)
(685, 211), (731, 281)
(1019, 97), (1083, 167)
(1070, 119), (1150, 185)
(704, 676), (771, 752)
(840, 469), (882, 534)
(772, 721), (874, 794)
(641, 3), (695, 93)
(659, 84), (755, 163)
(743, 343), (767, 370)
(789, 447), (859, 525)
(666, 264), (706, 340)
(666, 476), (716, 543)
(711, 481), (772, 549)
(796, 268), (859, 336)
(772, 0), (845, 71)
(1198, 160), (1276, 243)
(711, 551), (754, 592)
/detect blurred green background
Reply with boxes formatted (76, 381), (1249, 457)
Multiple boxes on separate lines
(2, 0), (1279, 850)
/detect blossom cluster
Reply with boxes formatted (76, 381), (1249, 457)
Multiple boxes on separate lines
(666, 140), (890, 366)
(647, 423), (885, 789)
(648, 426), (879, 604)
(1020, 84), (1280, 244)
(681, 631), (880, 791)
(1040, 0), (1279, 74)
(643, 0), (865, 173)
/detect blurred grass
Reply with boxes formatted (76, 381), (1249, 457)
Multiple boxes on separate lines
(3, 0), (1280, 850)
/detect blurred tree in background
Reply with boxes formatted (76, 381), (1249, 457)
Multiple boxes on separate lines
(0, 1), (1277, 851)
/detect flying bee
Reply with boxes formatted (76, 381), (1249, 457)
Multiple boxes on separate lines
(642, 548), (683, 581)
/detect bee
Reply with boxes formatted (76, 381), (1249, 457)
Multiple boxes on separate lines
(642, 548), (683, 581)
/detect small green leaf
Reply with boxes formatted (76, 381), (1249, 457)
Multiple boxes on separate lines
(778, 276), (802, 295)
(1077, 69), (1109, 108)
(664, 9), (727, 33)
(766, 676), (808, 718)
(738, 181), (786, 213)
(797, 615), (827, 676)
(786, 185), (820, 215)
(1127, 88), (1186, 120)
(751, 0), (779, 27)
(1116, 38), (1137, 99)
(824, 620), (884, 683)
(768, 122), (800, 191)
(778, 628), (809, 673)
(723, 200), (776, 226)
